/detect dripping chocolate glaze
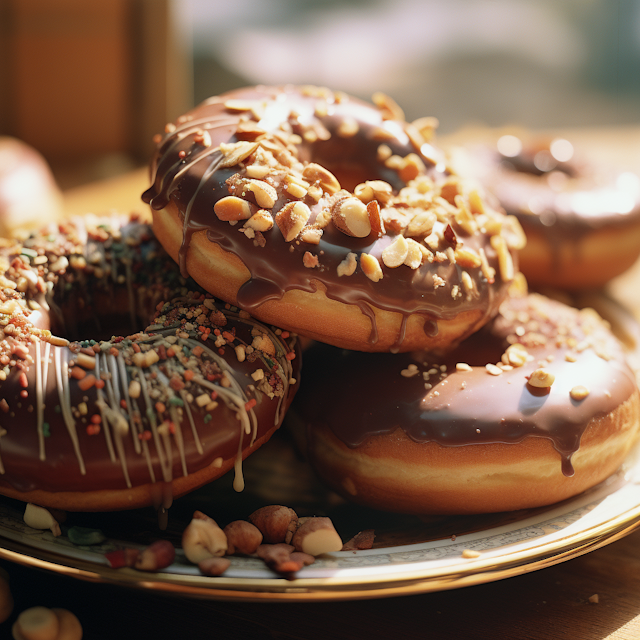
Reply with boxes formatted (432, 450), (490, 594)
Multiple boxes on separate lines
(142, 86), (514, 348)
(294, 294), (637, 476)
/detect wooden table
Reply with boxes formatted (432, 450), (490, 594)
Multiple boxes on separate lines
(3, 130), (640, 639)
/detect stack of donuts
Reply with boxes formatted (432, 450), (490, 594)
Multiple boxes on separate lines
(1, 85), (636, 517)
(142, 85), (640, 515)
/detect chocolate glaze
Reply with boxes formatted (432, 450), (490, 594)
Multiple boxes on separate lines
(294, 294), (637, 476)
(0, 217), (299, 503)
(142, 86), (517, 350)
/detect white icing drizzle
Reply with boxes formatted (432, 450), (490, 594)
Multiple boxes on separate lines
(116, 354), (141, 454)
(35, 341), (45, 461)
(179, 389), (203, 455)
(169, 404), (188, 477)
(93, 352), (116, 463)
(96, 399), (132, 489)
(53, 348), (86, 475)
(130, 394), (156, 483)
(137, 371), (172, 483)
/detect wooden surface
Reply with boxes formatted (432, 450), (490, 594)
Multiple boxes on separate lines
(2, 130), (640, 639)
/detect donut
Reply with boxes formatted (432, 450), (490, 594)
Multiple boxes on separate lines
(0, 137), (62, 237)
(449, 134), (640, 290)
(289, 289), (640, 514)
(143, 85), (526, 353)
(0, 214), (299, 512)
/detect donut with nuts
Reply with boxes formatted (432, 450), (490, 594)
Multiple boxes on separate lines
(144, 85), (525, 353)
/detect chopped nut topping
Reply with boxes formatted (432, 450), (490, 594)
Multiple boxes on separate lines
(411, 116), (439, 142)
(244, 210), (274, 232)
(246, 180), (277, 209)
(454, 247), (482, 269)
(302, 163), (341, 195)
(337, 118), (359, 137)
(406, 211), (437, 238)
(400, 364), (419, 377)
(275, 201), (311, 242)
(528, 368), (555, 388)
(456, 362), (472, 371)
(570, 385), (590, 400)
(332, 198), (372, 238)
(219, 141), (259, 168)
(404, 239), (423, 269)
(337, 252), (358, 277)
(214, 196), (254, 221)
(299, 227), (323, 245)
(485, 363), (502, 376)
(381, 235), (409, 268)
(372, 91), (405, 121)
(360, 253), (383, 282)
(377, 144), (392, 161)
(302, 252), (319, 268)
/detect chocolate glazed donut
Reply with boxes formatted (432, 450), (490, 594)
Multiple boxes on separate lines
(290, 292), (640, 514)
(0, 215), (299, 512)
(465, 135), (640, 290)
(143, 85), (526, 353)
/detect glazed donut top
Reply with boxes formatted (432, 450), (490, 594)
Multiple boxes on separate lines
(295, 291), (638, 477)
(468, 134), (640, 232)
(0, 216), (299, 505)
(143, 85), (525, 351)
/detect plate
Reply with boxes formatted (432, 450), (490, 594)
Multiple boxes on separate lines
(0, 293), (639, 602)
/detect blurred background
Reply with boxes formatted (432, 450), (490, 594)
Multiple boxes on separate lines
(0, 0), (638, 190)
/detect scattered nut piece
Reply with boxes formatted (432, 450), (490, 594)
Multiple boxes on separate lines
(337, 252), (358, 277)
(104, 547), (140, 569)
(485, 363), (503, 376)
(182, 512), (228, 563)
(360, 253), (383, 282)
(219, 141), (259, 168)
(570, 385), (590, 401)
(528, 368), (555, 388)
(302, 251), (319, 268)
(223, 521), (263, 555)
(588, 594), (599, 604)
(461, 549), (481, 559)
(249, 505), (298, 544)
(299, 227), (323, 245)
(456, 363), (472, 372)
(342, 529), (375, 551)
(291, 517), (343, 556)
(23, 504), (61, 537)
(134, 540), (176, 571)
